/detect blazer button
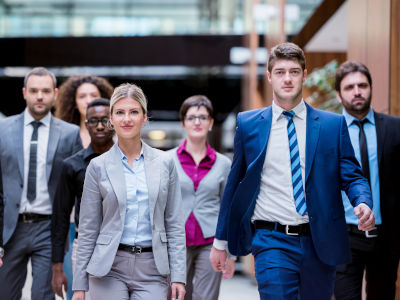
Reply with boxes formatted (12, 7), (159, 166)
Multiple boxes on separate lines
(16, 203), (20, 208)
(20, 183), (23, 188)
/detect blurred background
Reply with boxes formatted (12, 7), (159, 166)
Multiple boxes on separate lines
(2, 0), (399, 299)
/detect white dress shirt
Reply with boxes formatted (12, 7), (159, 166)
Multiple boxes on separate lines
(252, 100), (309, 225)
(19, 109), (52, 215)
(214, 100), (308, 251)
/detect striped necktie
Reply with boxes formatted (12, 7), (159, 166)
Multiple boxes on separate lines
(282, 111), (307, 216)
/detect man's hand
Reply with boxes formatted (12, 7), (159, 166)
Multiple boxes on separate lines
(171, 282), (185, 300)
(354, 203), (375, 231)
(52, 262), (68, 299)
(222, 258), (235, 279)
(0, 258), (3, 267)
(209, 246), (227, 272)
(71, 291), (85, 300)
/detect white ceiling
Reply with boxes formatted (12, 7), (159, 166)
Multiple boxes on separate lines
(304, 1), (347, 52)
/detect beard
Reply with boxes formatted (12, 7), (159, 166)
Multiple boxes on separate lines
(342, 94), (372, 116)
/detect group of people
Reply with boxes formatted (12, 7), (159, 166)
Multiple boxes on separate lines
(0, 41), (398, 300)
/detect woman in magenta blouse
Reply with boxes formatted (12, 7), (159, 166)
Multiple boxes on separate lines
(169, 95), (235, 300)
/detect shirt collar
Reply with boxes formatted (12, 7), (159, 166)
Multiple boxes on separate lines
(117, 144), (144, 162)
(177, 139), (216, 161)
(272, 99), (306, 123)
(83, 144), (99, 162)
(24, 108), (51, 127)
(342, 107), (375, 126)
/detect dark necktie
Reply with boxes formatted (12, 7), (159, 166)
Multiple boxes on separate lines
(27, 121), (42, 202)
(282, 111), (307, 216)
(354, 119), (370, 185)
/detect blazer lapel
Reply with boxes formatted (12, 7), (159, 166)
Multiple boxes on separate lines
(143, 142), (160, 226)
(46, 117), (60, 182)
(12, 113), (25, 181)
(374, 111), (385, 166)
(251, 107), (272, 166)
(305, 104), (320, 183)
(105, 144), (127, 223)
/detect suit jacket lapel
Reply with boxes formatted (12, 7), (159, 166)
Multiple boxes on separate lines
(305, 104), (320, 183)
(143, 142), (160, 226)
(255, 107), (272, 163)
(374, 111), (384, 166)
(46, 117), (60, 182)
(13, 113), (25, 181)
(105, 144), (127, 223)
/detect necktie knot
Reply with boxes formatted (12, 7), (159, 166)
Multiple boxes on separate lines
(31, 120), (42, 129)
(354, 118), (369, 128)
(283, 110), (295, 120)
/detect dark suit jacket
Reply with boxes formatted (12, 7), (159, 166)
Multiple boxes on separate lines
(215, 103), (372, 266)
(374, 112), (400, 253)
(0, 112), (82, 246)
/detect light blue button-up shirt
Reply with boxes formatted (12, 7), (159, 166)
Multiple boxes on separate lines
(342, 108), (381, 225)
(118, 145), (152, 246)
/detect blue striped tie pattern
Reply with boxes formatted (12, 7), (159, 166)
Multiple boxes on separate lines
(282, 111), (307, 216)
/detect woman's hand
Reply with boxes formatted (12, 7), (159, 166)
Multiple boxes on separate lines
(171, 282), (186, 300)
(71, 290), (85, 300)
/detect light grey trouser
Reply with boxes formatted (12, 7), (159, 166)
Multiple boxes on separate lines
(186, 244), (222, 300)
(89, 250), (169, 300)
(0, 219), (55, 300)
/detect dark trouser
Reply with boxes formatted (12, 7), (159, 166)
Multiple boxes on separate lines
(334, 231), (399, 300)
(0, 219), (54, 300)
(252, 228), (336, 300)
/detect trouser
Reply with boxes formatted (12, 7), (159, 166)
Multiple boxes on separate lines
(334, 231), (399, 300)
(186, 244), (222, 300)
(252, 228), (336, 300)
(88, 250), (169, 300)
(0, 219), (55, 300)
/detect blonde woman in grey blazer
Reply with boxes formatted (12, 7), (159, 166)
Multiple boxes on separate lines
(72, 83), (186, 300)
(169, 95), (235, 300)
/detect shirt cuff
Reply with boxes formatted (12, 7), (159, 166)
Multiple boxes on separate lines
(213, 238), (227, 250)
(213, 238), (237, 260)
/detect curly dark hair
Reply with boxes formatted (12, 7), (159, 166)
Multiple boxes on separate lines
(55, 76), (114, 125)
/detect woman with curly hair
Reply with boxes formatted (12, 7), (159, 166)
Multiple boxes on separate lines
(55, 76), (114, 148)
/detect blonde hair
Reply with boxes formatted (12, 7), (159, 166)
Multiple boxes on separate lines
(110, 83), (147, 115)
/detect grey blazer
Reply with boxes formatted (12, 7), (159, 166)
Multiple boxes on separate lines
(0, 112), (82, 245)
(169, 149), (231, 239)
(72, 143), (186, 291)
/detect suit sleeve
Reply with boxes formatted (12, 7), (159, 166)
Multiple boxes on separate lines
(339, 116), (373, 209)
(164, 158), (186, 284)
(72, 161), (102, 291)
(215, 114), (247, 241)
(51, 160), (77, 262)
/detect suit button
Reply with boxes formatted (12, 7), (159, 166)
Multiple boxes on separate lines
(20, 183), (23, 188)
(16, 203), (20, 208)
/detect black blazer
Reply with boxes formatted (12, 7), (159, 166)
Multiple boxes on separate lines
(375, 111), (400, 253)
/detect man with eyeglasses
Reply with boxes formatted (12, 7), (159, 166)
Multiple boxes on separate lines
(51, 98), (114, 299)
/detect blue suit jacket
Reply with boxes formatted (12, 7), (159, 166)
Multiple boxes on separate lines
(215, 103), (372, 266)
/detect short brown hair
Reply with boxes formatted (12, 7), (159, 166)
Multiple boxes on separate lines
(179, 95), (214, 121)
(267, 42), (306, 72)
(24, 67), (57, 88)
(335, 61), (372, 92)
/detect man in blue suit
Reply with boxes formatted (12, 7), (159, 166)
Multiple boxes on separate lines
(210, 43), (375, 299)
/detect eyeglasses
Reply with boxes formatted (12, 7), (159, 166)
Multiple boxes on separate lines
(185, 115), (210, 122)
(86, 117), (109, 127)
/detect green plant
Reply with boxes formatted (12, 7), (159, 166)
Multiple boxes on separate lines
(304, 60), (342, 113)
